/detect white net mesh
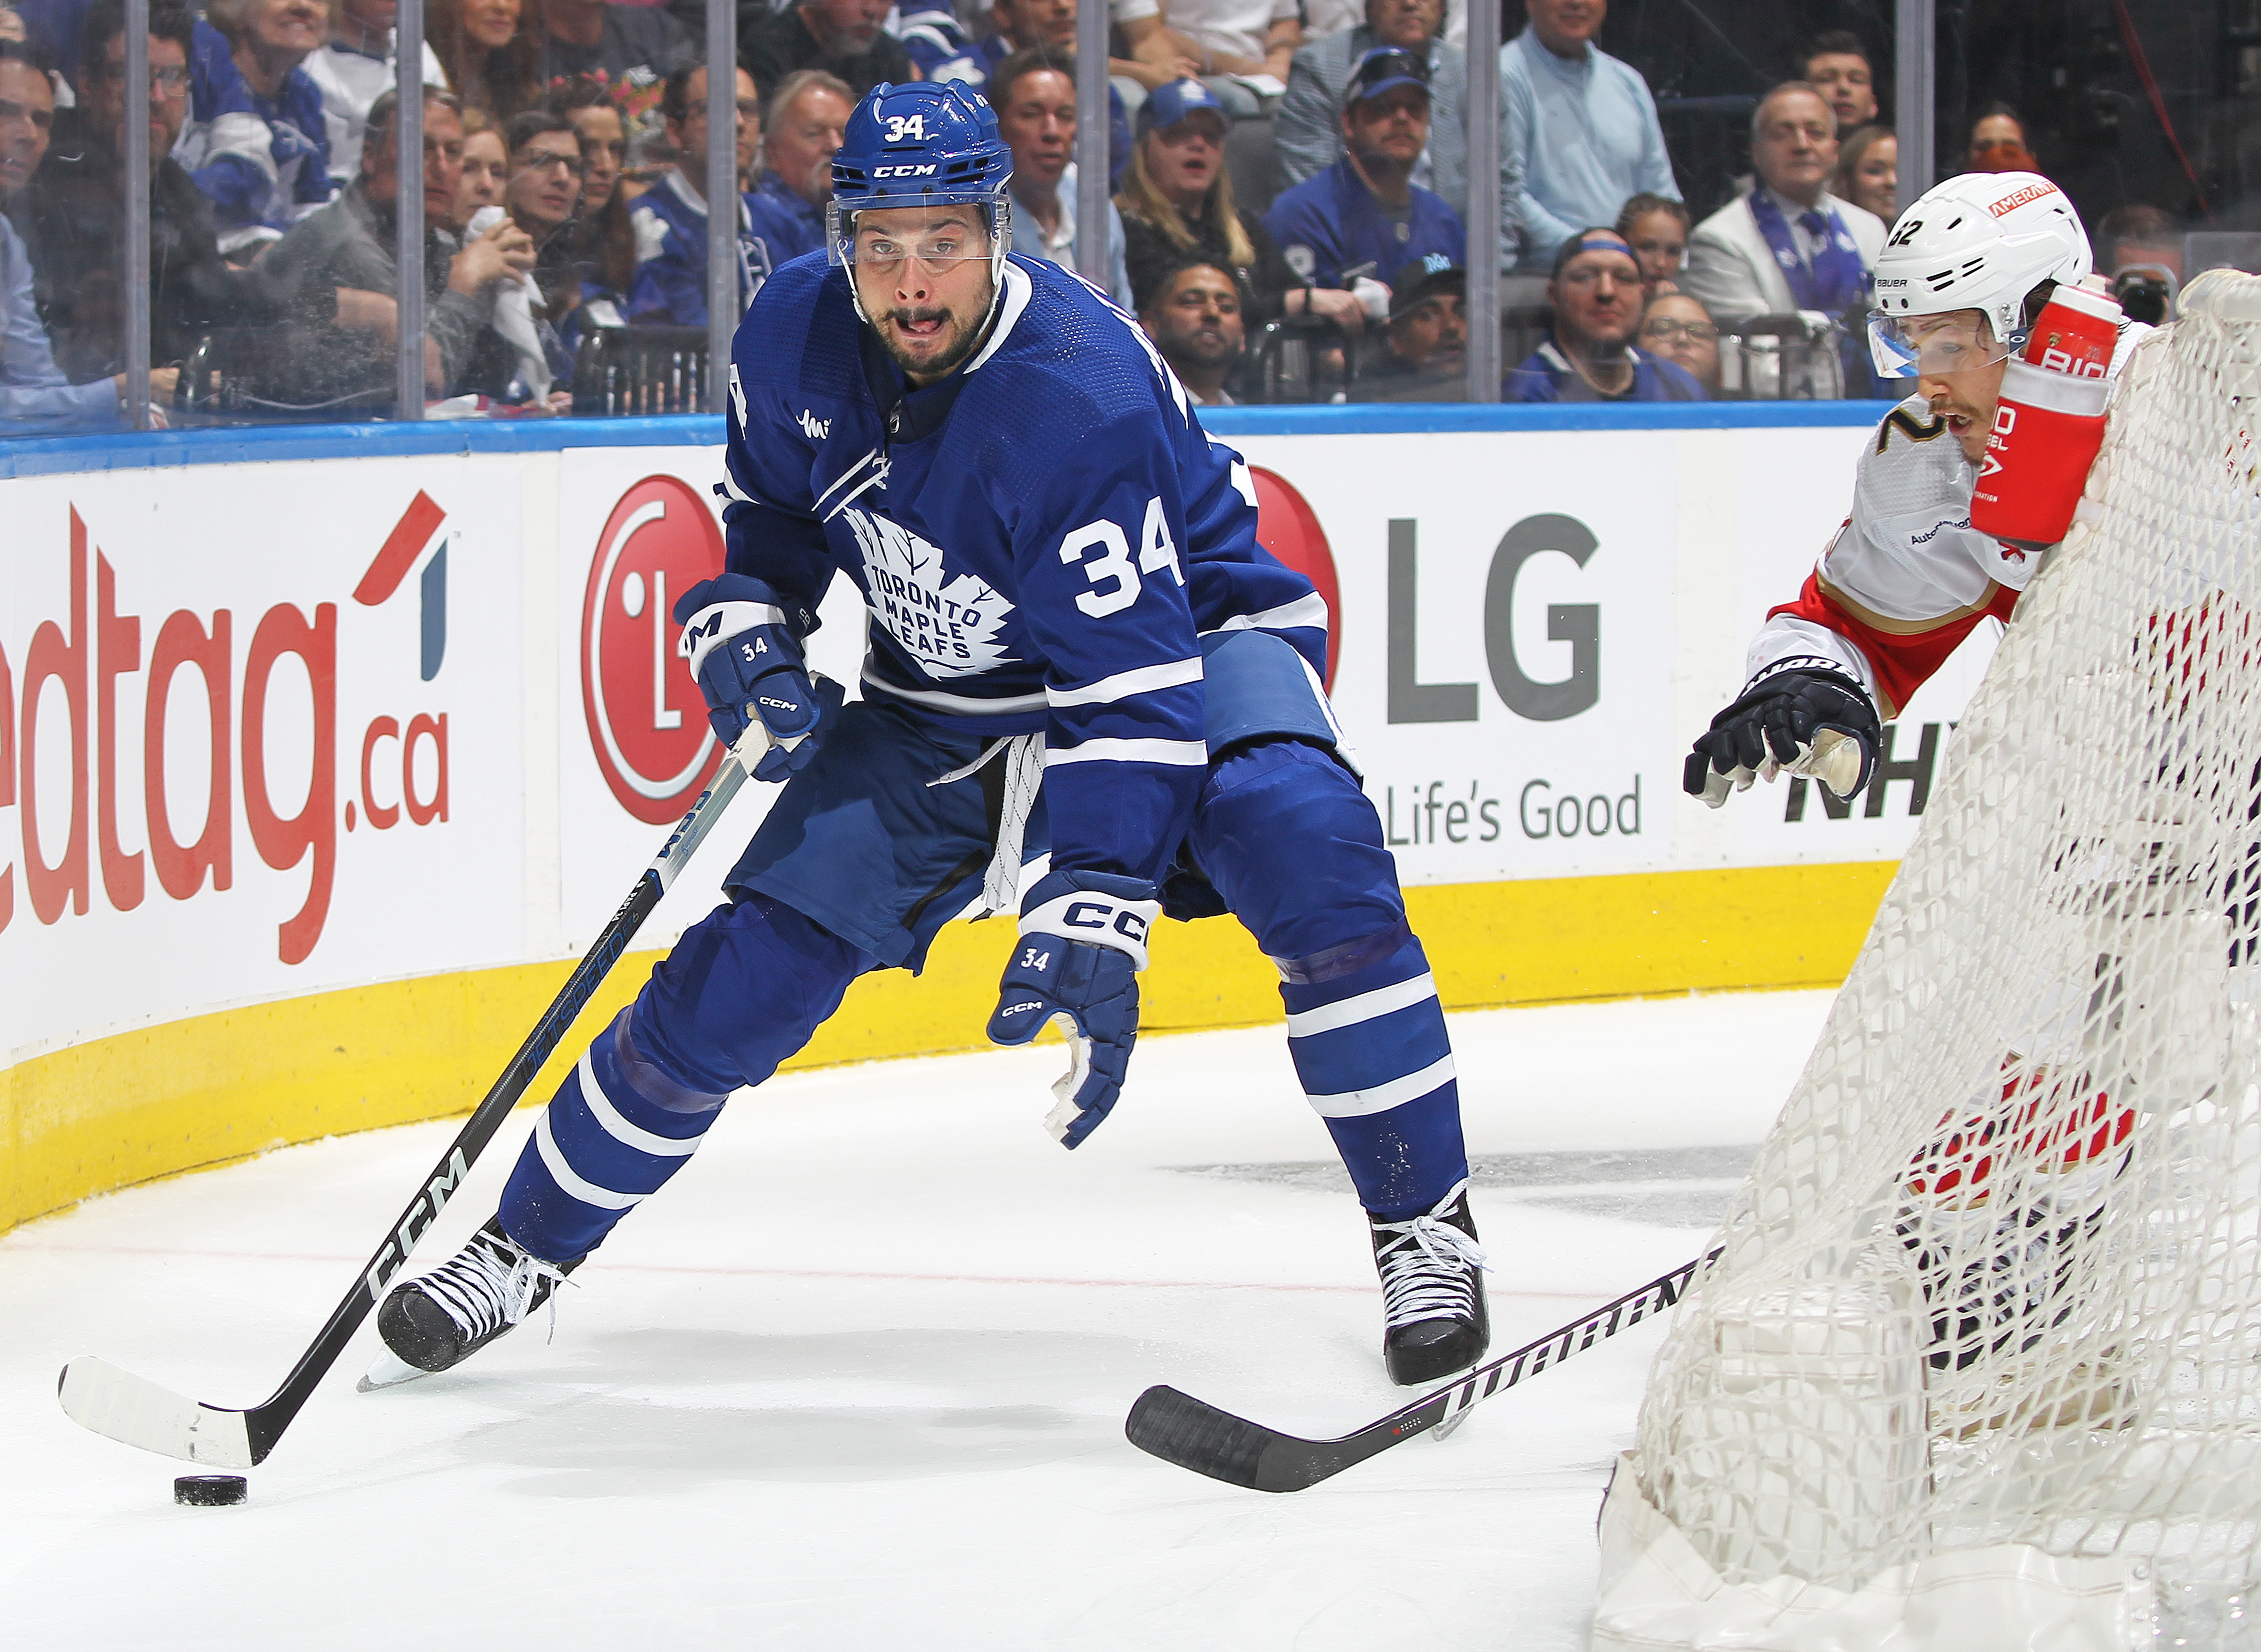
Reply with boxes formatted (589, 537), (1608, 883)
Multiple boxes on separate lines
(1625, 271), (2261, 1626)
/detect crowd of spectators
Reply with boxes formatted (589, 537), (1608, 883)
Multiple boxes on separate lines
(0, 0), (2215, 427)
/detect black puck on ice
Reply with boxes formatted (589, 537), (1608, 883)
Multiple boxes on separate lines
(174, 1474), (248, 1507)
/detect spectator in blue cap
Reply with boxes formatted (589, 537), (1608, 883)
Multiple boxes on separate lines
(1261, 46), (1464, 325)
(1505, 228), (1703, 402)
(1116, 75), (1315, 324)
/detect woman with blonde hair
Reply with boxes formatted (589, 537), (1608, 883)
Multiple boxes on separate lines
(427, 0), (541, 118)
(1115, 77), (1359, 329)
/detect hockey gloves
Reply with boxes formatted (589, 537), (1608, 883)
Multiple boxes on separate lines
(986, 869), (1161, 1150)
(674, 574), (831, 782)
(1684, 666), (1881, 807)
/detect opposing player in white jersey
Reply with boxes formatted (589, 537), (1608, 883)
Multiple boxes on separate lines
(1683, 171), (2144, 807)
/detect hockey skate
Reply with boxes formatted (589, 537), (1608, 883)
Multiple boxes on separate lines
(361, 1218), (581, 1390)
(1369, 1183), (1489, 1386)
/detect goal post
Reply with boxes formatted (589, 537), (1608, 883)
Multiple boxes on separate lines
(1592, 269), (2261, 1652)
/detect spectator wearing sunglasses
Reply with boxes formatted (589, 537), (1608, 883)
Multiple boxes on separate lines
(1275, 0), (1464, 216)
(7, 0), (266, 389)
(626, 62), (773, 328)
(1263, 46), (1463, 305)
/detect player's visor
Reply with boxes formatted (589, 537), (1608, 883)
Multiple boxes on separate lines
(1867, 312), (2017, 378)
(827, 201), (1001, 271)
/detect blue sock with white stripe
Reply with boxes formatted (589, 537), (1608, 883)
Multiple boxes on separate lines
(1282, 927), (1469, 1221)
(499, 1010), (729, 1263)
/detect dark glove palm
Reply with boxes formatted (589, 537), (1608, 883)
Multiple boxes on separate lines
(1684, 667), (1880, 806)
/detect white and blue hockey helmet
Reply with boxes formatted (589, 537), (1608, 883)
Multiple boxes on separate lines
(828, 81), (1015, 309)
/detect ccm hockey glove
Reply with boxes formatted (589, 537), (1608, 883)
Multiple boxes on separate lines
(1684, 666), (1881, 807)
(673, 574), (831, 782)
(986, 869), (1160, 1149)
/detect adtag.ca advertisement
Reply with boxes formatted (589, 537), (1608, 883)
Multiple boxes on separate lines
(2, 457), (527, 1058)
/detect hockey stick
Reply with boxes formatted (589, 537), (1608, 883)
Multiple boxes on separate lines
(57, 724), (778, 1469)
(1124, 1250), (1719, 1493)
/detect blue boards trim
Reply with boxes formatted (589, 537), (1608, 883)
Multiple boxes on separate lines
(0, 401), (1888, 480)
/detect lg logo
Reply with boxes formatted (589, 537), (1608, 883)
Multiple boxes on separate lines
(1388, 514), (1600, 725)
(580, 475), (726, 822)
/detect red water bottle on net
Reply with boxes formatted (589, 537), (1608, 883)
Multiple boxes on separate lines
(1970, 275), (2124, 549)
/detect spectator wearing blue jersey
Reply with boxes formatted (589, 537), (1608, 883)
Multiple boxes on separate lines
(741, 67), (848, 266)
(990, 49), (1132, 309)
(1275, 0), (1465, 216)
(1262, 46), (1463, 295)
(892, 1), (970, 81)
(1505, 228), (1703, 402)
(184, 0), (335, 258)
(627, 62), (772, 328)
(1498, 0), (1676, 271)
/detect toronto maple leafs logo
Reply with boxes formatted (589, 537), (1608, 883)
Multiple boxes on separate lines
(842, 508), (1017, 679)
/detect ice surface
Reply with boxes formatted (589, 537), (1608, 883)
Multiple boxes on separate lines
(0, 990), (1831, 1651)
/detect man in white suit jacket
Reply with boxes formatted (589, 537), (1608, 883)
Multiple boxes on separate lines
(1681, 82), (1886, 328)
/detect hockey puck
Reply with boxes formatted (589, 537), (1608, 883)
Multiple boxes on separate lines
(174, 1474), (247, 1507)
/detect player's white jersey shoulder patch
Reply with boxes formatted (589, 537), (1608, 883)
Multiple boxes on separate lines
(842, 508), (1018, 679)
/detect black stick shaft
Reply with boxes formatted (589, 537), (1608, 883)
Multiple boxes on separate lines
(238, 748), (753, 1461)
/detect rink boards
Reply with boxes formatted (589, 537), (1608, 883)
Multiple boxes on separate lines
(0, 406), (1988, 1232)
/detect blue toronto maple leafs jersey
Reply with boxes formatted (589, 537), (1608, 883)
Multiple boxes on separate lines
(719, 251), (1325, 887)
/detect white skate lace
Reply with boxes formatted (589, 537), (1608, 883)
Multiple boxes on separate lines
(421, 1230), (570, 1343)
(1372, 1183), (1488, 1330)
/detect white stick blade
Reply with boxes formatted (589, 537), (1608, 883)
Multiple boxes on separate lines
(58, 1358), (255, 1469)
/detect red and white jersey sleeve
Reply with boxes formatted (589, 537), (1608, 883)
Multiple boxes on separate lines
(1744, 323), (2151, 718)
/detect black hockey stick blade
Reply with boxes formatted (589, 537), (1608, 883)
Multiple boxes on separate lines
(1126, 1251), (1717, 1493)
(58, 727), (771, 1468)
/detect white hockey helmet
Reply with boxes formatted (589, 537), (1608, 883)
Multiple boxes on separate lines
(1868, 171), (2092, 377)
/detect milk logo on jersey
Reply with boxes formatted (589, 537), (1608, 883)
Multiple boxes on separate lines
(842, 507), (1017, 678)
(798, 409), (831, 440)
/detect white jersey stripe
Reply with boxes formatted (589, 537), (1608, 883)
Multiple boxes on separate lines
(1046, 657), (1205, 707)
(1045, 737), (1209, 767)
(1285, 972), (1440, 1039)
(577, 1051), (701, 1158)
(1202, 592), (1330, 637)
(534, 1112), (647, 1210)
(861, 665), (1051, 715)
(1303, 1055), (1458, 1119)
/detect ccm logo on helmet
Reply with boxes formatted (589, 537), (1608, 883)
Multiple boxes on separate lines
(872, 164), (939, 178)
(1065, 901), (1150, 944)
(1988, 181), (2058, 217)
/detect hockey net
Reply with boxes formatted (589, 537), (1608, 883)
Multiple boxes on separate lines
(1593, 269), (2261, 1652)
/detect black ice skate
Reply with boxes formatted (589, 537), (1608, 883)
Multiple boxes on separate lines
(361, 1217), (580, 1390)
(1369, 1183), (1489, 1386)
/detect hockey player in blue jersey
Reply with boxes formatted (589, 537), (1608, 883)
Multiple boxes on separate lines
(374, 82), (1487, 1395)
